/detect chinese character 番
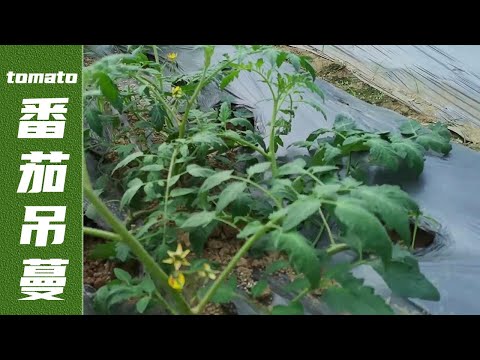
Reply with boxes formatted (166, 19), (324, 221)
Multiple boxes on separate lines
(20, 206), (66, 247)
(19, 259), (69, 301)
(17, 98), (68, 138)
(17, 151), (70, 193)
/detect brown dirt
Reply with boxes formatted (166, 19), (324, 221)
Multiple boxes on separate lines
(83, 235), (140, 290)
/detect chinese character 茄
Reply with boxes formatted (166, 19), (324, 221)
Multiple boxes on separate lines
(17, 151), (70, 193)
(19, 258), (69, 301)
(20, 206), (66, 247)
(17, 98), (68, 139)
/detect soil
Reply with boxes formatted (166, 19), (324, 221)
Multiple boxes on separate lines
(83, 234), (140, 290)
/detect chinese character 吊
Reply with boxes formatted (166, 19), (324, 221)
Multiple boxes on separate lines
(17, 151), (70, 193)
(20, 206), (66, 247)
(19, 259), (69, 301)
(17, 98), (68, 138)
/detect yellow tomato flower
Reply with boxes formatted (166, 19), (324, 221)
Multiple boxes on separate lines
(167, 52), (178, 62)
(163, 243), (191, 271)
(172, 86), (183, 98)
(168, 272), (185, 291)
(197, 263), (219, 280)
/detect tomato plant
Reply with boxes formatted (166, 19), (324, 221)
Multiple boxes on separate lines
(83, 45), (451, 315)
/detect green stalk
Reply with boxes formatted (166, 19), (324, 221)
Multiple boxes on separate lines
(346, 153), (352, 176)
(327, 243), (350, 256)
(84, 227), (120, 242)
(83, 160), (192, 314)
(192, 218), (280, 314)
(221, 134), (269, 159)
(178, 65), (208, 139)
(231, 175), (282, 209)
(154, 290), (178, 315)
(319, 209), (335, 245)
(411, 214), (419, 250)
(268, 99), (279, 177)
(152, 46), (160, 64)
(162, 147), (178, 245)
(291, 287), (310, 303)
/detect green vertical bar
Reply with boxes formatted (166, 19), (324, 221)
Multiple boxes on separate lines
(0, 46), (83, 314)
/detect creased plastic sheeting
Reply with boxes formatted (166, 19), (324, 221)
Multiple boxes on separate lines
(292, 45), (480, 128)
(164, 45), (480, 315)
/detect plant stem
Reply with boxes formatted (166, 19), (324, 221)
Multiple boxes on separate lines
(231, 175), (282, 209)
(327, 243), (350, 256)
(126, 207), (157, 228)
(221, 134), (269, 159)
(291, 287), (310, 303)
(178, 66), (208, 139)
(192, 218), (280, 314)
(83, 160), (192, 315)
(163, 147), (178, 245)
(319, 209), (335, 245)
(411, 214), (419, 250)
(302, 170), (324, 186)
(152, 46), (160, 64)
(346, 153), (352, 176)
(312, 223), (326, 248)
(154, 290), (178, 315)
(83, 227), (121, 242)
(268, 100), (279, 177)
(215, 217), (241, 231)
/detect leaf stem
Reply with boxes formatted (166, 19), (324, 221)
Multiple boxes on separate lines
(319, 209), (335, 245)
(163, 147), (178, 245)
(411, 213), (419, 250)
(83, 227), (121, 242)
(154, 290), (178, 315)
(326, 243), (350, 256)
(291, 287), (310, 304)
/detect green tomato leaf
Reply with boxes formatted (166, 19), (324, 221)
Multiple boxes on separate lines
(272, 302), (304, 315)
(186, 164), (215, 178)
(367, 138), (400, 171)
(335, 198), (392, 261)
(333, 114), (356, 132)
(136, 296), (150, 314)
(94, 71), (123, 112)
(373, 256), (440, 301)
(278, 158), (307, 176)
(181, 211), (216, 229)
(170, 187), (198, 198)
(323, 283), (394, 315)
(251, 279), (269, 298)
(114, 268), (132, 284)
(283, 197), (322, 231)
(216, 181), (247, 212)
(219, 102), (231, 123)
(85, 107), (103, 137)
(112, 151), (143, 174)
(238, 221), (264, 239)
(247, 162), (271, 177)
(210, 277), (237, 304)
(150, 103), (165, 131)
(120, 181), (144, 209)
(200, 170), (233, 193)
(350, 185), (418, 245)
(272, 231), (322, 287)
